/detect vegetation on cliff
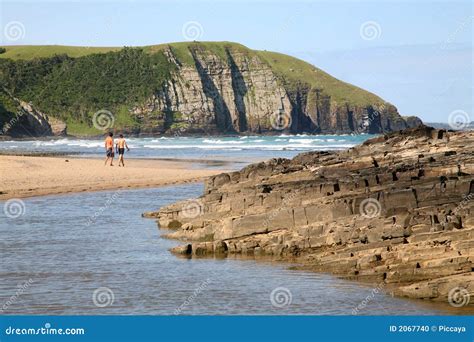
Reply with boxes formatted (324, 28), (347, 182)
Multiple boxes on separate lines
(0, 42), (418, 136)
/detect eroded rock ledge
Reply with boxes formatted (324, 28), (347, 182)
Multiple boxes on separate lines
(146, 126), (474, 304)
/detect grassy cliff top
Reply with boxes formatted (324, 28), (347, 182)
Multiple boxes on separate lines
(256, 50), (384, 106)
(0, 41), (249, 60)
(0, 41), (385, 106)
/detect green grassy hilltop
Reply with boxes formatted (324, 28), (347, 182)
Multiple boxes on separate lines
(0, 42), (398, 136)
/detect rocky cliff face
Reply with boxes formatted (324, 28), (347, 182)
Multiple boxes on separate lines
(0, 43), (422, 136)
(132, 44), (421, 134)
(0, 88), (67, 137)
(148, 126), (474, 306)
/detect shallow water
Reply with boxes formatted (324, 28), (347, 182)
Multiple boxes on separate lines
(0, 184), (457, 315)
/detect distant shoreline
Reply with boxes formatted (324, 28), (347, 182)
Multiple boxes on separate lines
(0, 131), (375, 141)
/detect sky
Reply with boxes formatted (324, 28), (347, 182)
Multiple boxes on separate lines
(0, 0), (472, 123)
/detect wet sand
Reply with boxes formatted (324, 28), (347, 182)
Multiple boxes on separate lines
(0, 155), (226, 200)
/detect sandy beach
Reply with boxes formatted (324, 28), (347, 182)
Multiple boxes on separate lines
(0, 155), (226, 200)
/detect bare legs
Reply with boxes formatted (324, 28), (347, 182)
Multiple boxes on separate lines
(118, 154), (125, 167)
(105, 155), (114, 166)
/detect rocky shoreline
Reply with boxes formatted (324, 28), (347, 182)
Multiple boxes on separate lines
(144, 126), (473, 307)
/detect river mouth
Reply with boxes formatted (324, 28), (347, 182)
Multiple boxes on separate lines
(0, 184), (460, 315)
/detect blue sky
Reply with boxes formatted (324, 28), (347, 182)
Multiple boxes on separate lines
(1, 0), (472, 122)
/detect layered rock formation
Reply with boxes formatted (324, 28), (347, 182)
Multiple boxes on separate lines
(0, 42), (423, 136)
(148, 126), (474, 305)
(133, 44), (421, 134)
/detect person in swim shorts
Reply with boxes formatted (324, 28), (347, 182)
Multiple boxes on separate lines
(104, 132), (114, 166)
(115, 134), (130, 167)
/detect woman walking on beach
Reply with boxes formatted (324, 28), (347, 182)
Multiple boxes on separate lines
(104, 132), (114, 166)
(116, 134), (130, 167)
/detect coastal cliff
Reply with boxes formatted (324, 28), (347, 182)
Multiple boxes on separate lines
(0, 87), (66, 137)
(148, 126), (474, 305)
(0, 42), (421, 136)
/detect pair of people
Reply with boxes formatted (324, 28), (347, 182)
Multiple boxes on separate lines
(104, 133), (129, 167)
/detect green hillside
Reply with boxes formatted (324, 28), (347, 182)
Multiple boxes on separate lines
(256, 50), (383, 106)
(0, 42), (393, 135)
(0, 42), (383, 107)
(0, 45), (122, 60)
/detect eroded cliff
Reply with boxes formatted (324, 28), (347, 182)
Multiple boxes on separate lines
(132, 44), (421, 134)
(0, 42), (421, 136)
(0, 87), (66, 137)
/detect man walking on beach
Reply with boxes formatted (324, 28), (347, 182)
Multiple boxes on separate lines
(104, 132), (114, 166)
(116, 134), (130, 167)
